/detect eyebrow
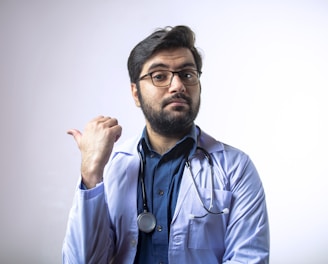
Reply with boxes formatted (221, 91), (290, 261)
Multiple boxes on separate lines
(147, 62), (197, 72)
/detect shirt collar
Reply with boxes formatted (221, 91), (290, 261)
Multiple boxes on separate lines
(140, 124), (198, 157)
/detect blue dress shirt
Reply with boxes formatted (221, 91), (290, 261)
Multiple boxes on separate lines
(135, 127), (197, 263)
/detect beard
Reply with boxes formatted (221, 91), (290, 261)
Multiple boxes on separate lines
(138, 91), (200, 137)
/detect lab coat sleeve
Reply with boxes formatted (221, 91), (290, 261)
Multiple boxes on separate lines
(62, 182), (115, 264)
(222, 155), (270, 264)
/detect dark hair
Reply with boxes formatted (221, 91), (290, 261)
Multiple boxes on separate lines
(127, 25), (202, 83)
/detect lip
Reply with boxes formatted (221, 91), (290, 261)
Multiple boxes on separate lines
(165, 99), (188, 107)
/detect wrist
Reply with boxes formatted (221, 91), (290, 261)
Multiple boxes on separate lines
(81, 179), (103, 189)
(81, 162), (104, 189)
(81, 175), (103, 189)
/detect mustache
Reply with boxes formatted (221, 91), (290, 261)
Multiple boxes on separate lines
(162, 93), (192, 107)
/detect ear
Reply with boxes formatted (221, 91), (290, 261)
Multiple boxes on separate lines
(131, 83), (141, 107)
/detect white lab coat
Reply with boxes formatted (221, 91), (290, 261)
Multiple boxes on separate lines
(62, 129), (269, 263)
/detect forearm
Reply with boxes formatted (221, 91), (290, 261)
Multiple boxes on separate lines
(223, 158), (270, 263)
(223, 193), (270, 264)
(62, 182), (114, 263)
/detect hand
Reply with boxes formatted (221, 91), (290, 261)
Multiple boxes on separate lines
(67, 116), (122, 189)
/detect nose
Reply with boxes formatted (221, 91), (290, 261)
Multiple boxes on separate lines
(169, 73), (186, 93)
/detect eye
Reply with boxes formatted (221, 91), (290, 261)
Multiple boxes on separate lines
(180, 70), (196, 80)
(151, 71), (169, 82)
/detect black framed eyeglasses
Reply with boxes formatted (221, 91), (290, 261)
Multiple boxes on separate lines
(138, 69), (202, 88)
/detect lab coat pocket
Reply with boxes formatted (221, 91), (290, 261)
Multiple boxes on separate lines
(187, 187), (232, 249)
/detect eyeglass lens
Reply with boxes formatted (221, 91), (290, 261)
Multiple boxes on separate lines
(150, 70), (200, 87)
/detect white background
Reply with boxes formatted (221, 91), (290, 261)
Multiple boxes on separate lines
(1, 1), (327, 263)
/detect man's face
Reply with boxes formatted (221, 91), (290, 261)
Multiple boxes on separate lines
(131, 47), (201, 137)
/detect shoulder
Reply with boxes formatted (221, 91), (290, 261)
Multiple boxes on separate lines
(199, 129), (252, 168)
(104, 135), (141, 177)
(199, 129), (261, 190)
(112, 134), (140, 157)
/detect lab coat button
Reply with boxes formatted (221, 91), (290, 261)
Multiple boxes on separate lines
(130, 239), (137, 247)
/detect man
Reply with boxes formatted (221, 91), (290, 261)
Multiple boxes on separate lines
(62, 25), (270, 263)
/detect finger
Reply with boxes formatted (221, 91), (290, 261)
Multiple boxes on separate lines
(67, 129), (82, 146)
(103, 117), (118, 127)
(113, 125), (122, 142)
(92, 115), (104, 120)
(91, 115), (110, 122)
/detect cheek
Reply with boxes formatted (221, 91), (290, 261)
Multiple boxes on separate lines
(190, 89), (201, 103)
(140, 87), (164, 104)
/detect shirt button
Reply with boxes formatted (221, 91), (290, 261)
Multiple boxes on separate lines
(157, 225), (163, 232)
(158, 190), (164, 196)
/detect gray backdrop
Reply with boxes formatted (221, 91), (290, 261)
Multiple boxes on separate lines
(1, 1), (327, 263)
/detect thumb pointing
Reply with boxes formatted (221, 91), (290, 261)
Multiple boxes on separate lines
(67, 129), (82, 147)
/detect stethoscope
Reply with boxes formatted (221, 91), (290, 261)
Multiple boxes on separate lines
(137, 140), (229, 233)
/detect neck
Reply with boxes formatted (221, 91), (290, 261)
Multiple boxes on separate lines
(145, 125), (191, 155)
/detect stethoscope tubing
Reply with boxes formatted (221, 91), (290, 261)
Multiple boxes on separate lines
(138, 142), (225, 222)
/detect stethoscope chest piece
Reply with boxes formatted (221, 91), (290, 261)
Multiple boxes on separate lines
(137, 211), (156, 233)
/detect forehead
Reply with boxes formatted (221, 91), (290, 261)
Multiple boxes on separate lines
(141, 48), (196, 73)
